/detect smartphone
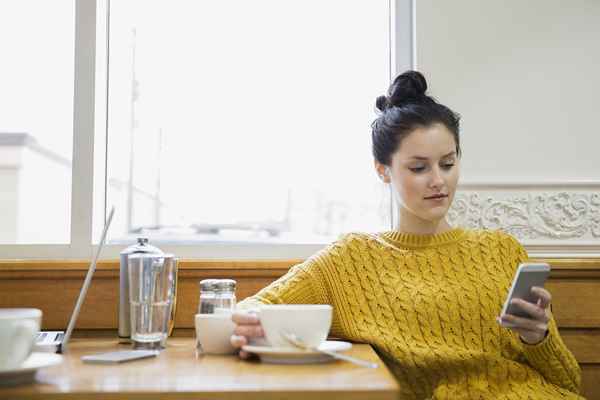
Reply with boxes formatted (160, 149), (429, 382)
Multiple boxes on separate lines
(81, 350), (159, 364)
(500, 263), (550, 325)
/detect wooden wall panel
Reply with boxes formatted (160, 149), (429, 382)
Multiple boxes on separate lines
(0, 275), (119, 329)
(547, 280), (600, 327)
(0, 261), (291, 330)
(561, 330), (600, 364)
(581, 364), (600, 399)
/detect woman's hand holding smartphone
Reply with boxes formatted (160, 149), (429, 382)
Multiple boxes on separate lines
(497, 263), (552, 345)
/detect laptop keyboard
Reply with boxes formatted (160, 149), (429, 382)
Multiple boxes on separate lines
(36, 331), (64, 342)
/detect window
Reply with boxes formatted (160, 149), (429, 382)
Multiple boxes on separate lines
(0, 1), (75, 244)
(2, 0), (413, 259)
(105, 0), (391, 246)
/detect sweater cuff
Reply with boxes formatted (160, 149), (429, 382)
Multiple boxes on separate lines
(236, 298), (266, 312)
(521, 318), (562, 365)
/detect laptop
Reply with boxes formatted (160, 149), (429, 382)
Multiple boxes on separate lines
(34, 207), (115, 354)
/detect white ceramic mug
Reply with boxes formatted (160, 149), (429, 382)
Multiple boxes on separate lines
(0, 308), (42, 371)
(258, 304), (332, 348)
(195, 313), (236, 355)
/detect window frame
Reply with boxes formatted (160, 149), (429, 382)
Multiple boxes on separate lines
(1, 0), (415, 260)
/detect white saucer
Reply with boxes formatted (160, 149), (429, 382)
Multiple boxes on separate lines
(0, 352), (63, 386)
(242, 340), (352, 364)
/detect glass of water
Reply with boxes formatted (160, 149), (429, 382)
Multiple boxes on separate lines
(128, 253), (177, 348)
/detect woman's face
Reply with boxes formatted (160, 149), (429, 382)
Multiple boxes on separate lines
(377, 123), (460, 224)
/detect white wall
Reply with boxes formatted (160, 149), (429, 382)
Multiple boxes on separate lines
(416, 0), (600, 181)
(416, 0), (600, 256)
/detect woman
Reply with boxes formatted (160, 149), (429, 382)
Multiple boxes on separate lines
(230, 71), (583, 399)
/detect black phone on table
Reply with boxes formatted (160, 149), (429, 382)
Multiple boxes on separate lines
(81, 350), (158, 364)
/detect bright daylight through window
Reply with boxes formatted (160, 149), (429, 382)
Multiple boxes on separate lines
(0, 0), (391, 250)
(104, 0), (391, 245)
(0, 1), (74, 244)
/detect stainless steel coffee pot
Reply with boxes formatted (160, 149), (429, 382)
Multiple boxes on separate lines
(119, 238), (178, 342)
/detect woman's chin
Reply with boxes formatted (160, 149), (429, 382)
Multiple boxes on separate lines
(419, 208), (449, 222)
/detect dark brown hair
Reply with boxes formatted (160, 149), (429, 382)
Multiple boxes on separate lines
(371, 70), (461, 165)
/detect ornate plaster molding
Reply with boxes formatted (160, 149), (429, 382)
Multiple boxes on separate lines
(448, 182), (600, 257)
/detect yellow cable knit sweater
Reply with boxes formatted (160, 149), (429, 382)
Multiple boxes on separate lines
(238, 228), (583, 400)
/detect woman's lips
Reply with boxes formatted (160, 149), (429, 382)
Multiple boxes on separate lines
(424, 194), (448, 200)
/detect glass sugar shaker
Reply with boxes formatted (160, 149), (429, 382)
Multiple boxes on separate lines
(198, 279), (218, 314)
(214, 279), (237, 313)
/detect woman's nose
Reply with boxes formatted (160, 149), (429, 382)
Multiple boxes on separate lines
(430, 167), (444, 188)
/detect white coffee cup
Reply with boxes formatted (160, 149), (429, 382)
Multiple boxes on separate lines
(195, 313), (236, 355)
(0, 308), (42, 371)
(259, 304), (332, 348)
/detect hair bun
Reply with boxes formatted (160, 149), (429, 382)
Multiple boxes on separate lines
(387, 70), (428, 107)
(375, 95), (390, 112)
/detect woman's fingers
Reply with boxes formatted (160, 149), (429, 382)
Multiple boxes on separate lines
(498, 287), (553, 345)
(231, 311), (264, 359)
(531, 286), (552, 309)
(231, 311), (260, 325)
(238, 350), (251, 359)
(230, 334), (247, 348)
(509, 298), (548, 321)
(233, 324), (264, 338)
(500, 313), (548, 332)
(231, 334), (260, 360)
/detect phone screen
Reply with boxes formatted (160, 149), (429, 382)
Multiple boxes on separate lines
(500, 263), (550, 319)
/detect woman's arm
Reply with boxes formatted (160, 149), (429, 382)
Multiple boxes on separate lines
(519, 313), (582, 394)
(501, 234), (582, 394)
(237, 260), (330, 309)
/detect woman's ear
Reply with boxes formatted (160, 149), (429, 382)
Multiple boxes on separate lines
(374, 162), (391, 183)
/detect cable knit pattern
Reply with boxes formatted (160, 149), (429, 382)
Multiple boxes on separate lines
(239, 228), (583, 399)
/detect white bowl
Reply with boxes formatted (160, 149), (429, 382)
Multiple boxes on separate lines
(259, 304), (332, 348)
(195, 313), (236, 355)
(0, 308), (42, 371)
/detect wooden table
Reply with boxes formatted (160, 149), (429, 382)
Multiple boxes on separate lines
(2, 337), (400, 399)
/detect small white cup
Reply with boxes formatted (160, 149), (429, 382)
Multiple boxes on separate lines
(0, 308), (42, 371)
(259, 304), (332, 348)
(195, 313), (236, 355)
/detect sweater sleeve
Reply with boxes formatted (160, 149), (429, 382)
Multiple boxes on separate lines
(521, 314), (582, 394)
(504, 233), (582, 394)
(236, 248), (332, 311)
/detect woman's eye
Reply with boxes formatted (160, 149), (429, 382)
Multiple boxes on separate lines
(409, 166), (426, 173)
(441, 163), (455, 170)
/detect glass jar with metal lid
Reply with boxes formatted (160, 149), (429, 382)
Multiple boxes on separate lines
(198, 279), (236, 314)
(119, 237), (165, 341)
(214, 279), (236, 313)
(198, 279), (218, 314)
